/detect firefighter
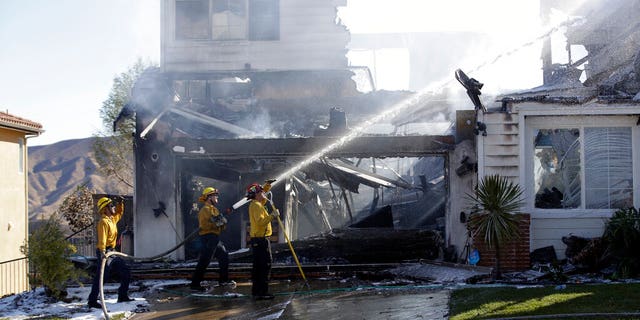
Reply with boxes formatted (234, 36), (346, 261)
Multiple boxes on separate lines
(246, 180), (278, 299)
(87, 197), (132, 309)
(190, 187), (235, 291)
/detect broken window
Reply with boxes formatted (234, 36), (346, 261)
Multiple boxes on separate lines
(173, 80), (208, 103)
(531, 118), (634, 210)
(534, 129), (581, 209)
(175, 0), (210, 40)
(212, 0), (247, 40)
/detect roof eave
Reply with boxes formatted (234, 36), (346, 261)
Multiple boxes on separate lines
(0, 123), (44, 135)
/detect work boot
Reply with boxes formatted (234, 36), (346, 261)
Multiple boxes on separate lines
(117, 296), (134, 303)
(87, 301), (102, 309)
(219, 280), (236, 288)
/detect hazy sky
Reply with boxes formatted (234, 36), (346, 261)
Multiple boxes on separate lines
(0, 0), (160, 146)
(1, 0), (559, 146)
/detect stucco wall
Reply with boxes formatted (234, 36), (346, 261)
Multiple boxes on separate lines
(447, 139), (476, 262)
(0, 128), (30, 295)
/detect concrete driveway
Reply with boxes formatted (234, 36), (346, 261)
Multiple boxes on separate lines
(131, 280), (450, 320)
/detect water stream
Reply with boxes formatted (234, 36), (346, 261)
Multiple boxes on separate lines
(232, 17), (584, 210)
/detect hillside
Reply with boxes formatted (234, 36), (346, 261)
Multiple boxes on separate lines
(28, 137), (124, 221)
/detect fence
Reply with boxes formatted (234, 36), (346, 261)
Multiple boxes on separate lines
(0, 257), (29, 297)
(68, 229), (95, 257)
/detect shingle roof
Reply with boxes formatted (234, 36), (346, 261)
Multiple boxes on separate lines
(0, 110), (43, 134)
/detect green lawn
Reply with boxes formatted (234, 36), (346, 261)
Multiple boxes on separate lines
(449, 283), (640, 320)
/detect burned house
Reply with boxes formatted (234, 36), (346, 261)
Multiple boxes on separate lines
(474, 0), (640, 267)
(119, 0), (640, 271)
(121, 0), (470, 262)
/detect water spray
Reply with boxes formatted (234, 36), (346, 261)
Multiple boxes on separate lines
(230, 16), (586, 212)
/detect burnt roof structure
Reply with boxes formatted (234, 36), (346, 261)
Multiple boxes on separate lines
(125, 0), (459, 261)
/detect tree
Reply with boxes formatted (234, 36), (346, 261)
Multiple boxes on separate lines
(93, 58), (156, 194)
(466, 174), (524, 279)
(21, 214), (85, 301)
(57, 184), (95, 233)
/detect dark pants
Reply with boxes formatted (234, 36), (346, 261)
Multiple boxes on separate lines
(191, 233), (229, 286)
(88, 249), (131, 303)
(250, 237), (272, 296)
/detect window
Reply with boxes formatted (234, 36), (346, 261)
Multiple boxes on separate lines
(249, 0), (279, 40)
(175, 0), (279, 41)
(534, 128), (581, 208)
(584, 127), (633, 209)
(528, 116), (635, 211)
(176, 0), (210, 40)
(18, 138), (24, 174)
(212, 0), (247, 40)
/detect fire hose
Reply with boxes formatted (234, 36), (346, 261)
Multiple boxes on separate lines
(98, 229), (199, 319)
(266, 191), (308, 286)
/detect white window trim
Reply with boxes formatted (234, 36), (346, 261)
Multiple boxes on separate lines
(210, 0), (249, 41)
(171, 0), (252, 43)
(517, 106), (640, 219)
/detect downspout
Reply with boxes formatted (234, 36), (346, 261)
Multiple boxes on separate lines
(24, 133), (40, 224)
(24, 133), (40, 291)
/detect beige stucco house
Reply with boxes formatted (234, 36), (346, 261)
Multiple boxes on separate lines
(0, 111), (43, 296)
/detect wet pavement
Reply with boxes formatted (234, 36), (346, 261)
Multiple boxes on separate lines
(131, 279), (450, 320)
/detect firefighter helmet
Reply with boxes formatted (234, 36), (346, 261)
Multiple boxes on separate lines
(245, 183), (263, 199)
(97, 197), (113, 211)
(199, 187), (219, 202)
(202, 187), (219, 197)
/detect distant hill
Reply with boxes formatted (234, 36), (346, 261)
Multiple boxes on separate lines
(28, 137), (124, 221)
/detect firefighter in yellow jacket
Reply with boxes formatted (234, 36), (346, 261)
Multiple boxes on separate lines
(87, 197), (132, 309)
(246, 180), (278, 299)
(190, 187), (235, 291)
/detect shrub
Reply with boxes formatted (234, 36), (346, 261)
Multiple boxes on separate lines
(603, 207), (640, 278)
(20, 214), (85, 301)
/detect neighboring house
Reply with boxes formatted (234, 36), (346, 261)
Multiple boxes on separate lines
(0, 111), (43, 296)
(474, 0), (640, 264)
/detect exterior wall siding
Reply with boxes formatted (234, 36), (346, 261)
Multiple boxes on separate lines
(162, 0), (349, 72)
(531, 216), (606, 259)
(476, 110), (528, 270)
(479, 111), (520, 183)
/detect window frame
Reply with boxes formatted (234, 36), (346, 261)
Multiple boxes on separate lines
(175, 0), (211, 40)
(523, 114), (639, 217)
(173, 0), (279, 42)
(211, 0), (249, 41)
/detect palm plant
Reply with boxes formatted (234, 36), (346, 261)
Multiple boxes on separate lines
(603, 207), (640, 278)
(467, 174), (524, 279)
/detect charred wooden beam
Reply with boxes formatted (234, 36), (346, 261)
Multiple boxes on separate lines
(230, 228), (443, 264)
(172, 135), (454, 159)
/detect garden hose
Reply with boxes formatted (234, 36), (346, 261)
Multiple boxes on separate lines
(97, 229), (199, 320)
(266, 191), (308, 287)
